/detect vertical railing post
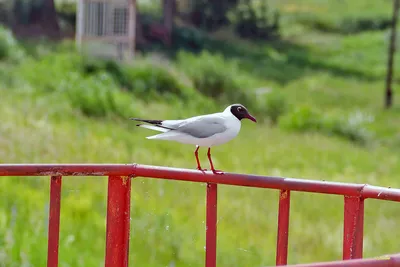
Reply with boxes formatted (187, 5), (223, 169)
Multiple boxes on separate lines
(105, 176), (132, 267)
(343, 196), (364, 260)
(276, 189), (291, 266)
(47, 175), (62, 267)
(205, 183), (218, 267)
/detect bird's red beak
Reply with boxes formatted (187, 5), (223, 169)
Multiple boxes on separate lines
(246, 113), (257, 123)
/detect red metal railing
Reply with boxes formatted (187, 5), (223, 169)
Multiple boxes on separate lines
(1, 164), (400, 267)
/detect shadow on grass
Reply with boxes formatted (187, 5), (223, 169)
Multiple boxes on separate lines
(195, 40), (382, 85)
(139, 27), (384, 85)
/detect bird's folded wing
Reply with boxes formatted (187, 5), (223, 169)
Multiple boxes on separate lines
(175, 116), (228, 138)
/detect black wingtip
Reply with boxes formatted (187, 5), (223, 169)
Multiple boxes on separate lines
(129, 118), (163, 125)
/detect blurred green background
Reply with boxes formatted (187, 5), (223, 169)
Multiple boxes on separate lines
(0, 0), (399, 266)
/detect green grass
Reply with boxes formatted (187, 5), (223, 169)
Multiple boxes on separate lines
(1, 1), (400, 266)
(270, 0), (394, 35)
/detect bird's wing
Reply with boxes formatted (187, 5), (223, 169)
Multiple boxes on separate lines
(173, 115), (228, 138)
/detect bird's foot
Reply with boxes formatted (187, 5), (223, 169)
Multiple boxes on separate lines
(211, 169), (224, 175)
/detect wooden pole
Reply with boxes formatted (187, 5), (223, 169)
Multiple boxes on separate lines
(75, 0), (84, 50)
(127, 0), (136, 60)
(163, 0), (174, 46)
(384, 0), (399, 109)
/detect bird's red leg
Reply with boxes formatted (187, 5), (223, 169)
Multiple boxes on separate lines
(207, 147), (224, 175)
(195, 145), (206, 171)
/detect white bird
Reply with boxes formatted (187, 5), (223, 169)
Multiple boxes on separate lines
(130, 104), (257, 174)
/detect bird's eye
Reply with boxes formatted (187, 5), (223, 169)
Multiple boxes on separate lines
(237, 107), (243, 112)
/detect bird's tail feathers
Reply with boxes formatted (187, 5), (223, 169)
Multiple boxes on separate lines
(146, 131), (181, 140)
(137, 124), (169, 133)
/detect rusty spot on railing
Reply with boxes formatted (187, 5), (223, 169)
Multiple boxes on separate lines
(121, 176), (130, 185)
(280, 190), (288, 200)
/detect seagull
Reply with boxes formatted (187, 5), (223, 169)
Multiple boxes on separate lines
(130, 104), (257, 174)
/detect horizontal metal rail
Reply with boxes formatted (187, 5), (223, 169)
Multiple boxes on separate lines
(0, 164), (399, 267)
(1, 164), (399, 201)
(273, 254), (400, 267)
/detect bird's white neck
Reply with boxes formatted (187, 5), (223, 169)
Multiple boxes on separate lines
(223, 105), (233, 114)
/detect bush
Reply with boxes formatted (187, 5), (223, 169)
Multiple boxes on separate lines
(120, 58), (196, 100)
(80, 55), (119, 76)
(80, 55), (200, 102)
(171, 26), (209, 52)
(16, 51), (82, 92)
(230, 0), (280, 40)
(0, 25), (25, 62)
(189, 0), (239, 31)
(279, 106), (323, 132)
(256, 90), (288, 125)
(279, 106), (372, 144)
(176, 50), (255, 105)
(177, 51), (235, 97)
(61, 72), (138, 118)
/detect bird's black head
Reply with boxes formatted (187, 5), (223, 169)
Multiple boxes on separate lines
(229, 104), (257, 122)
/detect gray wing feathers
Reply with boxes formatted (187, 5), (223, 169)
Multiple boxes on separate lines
(175, 116), (227, 138)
